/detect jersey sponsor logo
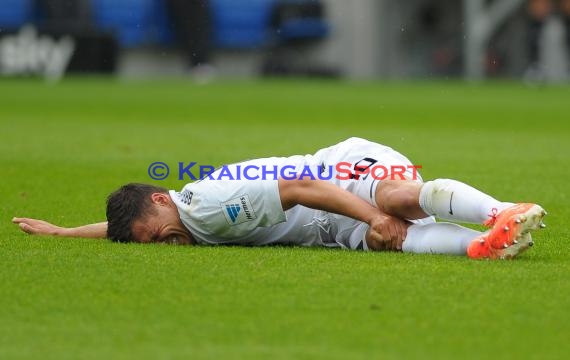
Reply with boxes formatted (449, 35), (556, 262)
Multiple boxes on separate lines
(225, 204), (241, 223)
(221, 194), (257, 225)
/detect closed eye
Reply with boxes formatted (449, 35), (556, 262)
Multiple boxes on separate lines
(167, 236), (178, 244)
(161, 234), (178, 245)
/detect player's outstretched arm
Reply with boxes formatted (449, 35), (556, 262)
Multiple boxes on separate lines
(12, 218), (108, 239)
(278, 177), (409, 251)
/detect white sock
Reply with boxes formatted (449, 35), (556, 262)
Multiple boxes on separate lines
(402, 222), (481, 255)
(419, 179), (513, 224)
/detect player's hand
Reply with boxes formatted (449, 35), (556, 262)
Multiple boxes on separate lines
(12, 217), (66, 236)
(365, 213), (410, 251)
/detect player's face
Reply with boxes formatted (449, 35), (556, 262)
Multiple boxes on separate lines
(131, 195), (193, 245)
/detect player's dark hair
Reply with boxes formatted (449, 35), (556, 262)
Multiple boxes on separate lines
(106, 183), (168, 243)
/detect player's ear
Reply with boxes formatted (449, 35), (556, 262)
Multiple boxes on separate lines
(150, 192), (170, 206)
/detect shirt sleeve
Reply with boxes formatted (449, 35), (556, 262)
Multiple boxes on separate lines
(184, 177), (287, 239)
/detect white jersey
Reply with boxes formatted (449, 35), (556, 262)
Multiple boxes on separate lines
(170, 154), (340, 248)
(170, 137), (432, 250)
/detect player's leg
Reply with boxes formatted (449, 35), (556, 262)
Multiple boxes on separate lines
(375, 178), (546, 258)
(317, 137), (515, 224)
(361, 218), (479, 255)
(317, 137), (546, 258)
(318, 137), (537, 225)
(402, 223), (534, 259)
(375, 178), (515, 224)
(361, 218), (535, 259)
(401, 222), (481, 255)
(376, 178), (546, 233)
(342, 218), (476, 255)
(351, 218), (479, 256)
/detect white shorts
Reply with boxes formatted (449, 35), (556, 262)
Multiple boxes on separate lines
(313, 137), (435, 250)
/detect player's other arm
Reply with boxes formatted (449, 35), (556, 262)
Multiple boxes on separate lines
(12, 218), (108, 239)
(277, 177), (409, 250)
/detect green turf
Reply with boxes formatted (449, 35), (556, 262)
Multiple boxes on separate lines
(1, 79), (569, 359)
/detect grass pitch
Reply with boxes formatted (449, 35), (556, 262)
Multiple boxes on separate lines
(1, 79), (569, 359)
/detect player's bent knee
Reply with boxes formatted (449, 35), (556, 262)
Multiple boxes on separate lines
(376, 180), (422, 217)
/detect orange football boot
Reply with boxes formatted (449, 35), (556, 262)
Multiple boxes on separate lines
(467, 203), (547, 260)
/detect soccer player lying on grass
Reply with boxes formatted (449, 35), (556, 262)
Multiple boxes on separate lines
(13, 137), (547, 259)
